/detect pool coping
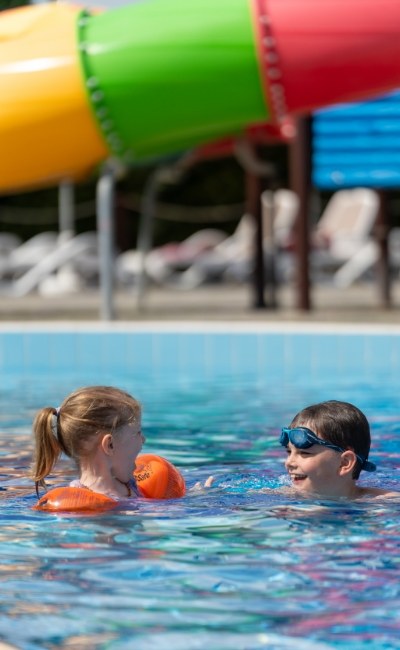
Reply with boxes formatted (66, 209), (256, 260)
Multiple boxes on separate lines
(1, 320), (400, 335)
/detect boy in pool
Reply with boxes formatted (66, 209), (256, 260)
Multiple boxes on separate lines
(281, 399), (399, 499)
(32, 385), (145, 499)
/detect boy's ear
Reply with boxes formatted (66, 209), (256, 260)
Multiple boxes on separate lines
(101, 434), (114, 455)
(339, 450), (357, 476)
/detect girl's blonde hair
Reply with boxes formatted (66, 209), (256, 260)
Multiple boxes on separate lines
(31, 385), (141, 495)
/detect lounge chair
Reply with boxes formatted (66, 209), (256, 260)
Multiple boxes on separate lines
(0, 232), (22, 254)
(262, 188), (300, 251)
(116, 227), (227, 287)
(336, 226), (400, 289)
(146, 214), (256, 290)
(0, 231), (99, 297)
(0, 231), (58, 279)
(123, 188), (299, 290)
(0, 232), (23, 277)
(310, 188), (380, 286)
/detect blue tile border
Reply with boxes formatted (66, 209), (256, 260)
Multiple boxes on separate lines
(1, 322), (400, 382)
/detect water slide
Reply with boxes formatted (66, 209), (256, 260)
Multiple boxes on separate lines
(2, 0), (400, 194)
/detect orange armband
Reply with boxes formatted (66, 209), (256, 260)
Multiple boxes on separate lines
(134, 454), (186, 499)
(33, 486), (117, 512)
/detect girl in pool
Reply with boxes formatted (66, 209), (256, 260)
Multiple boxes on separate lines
(281, 399), (399, 499)
(32, 385), (144, 499)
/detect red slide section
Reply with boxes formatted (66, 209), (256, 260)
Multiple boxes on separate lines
(263, 0), (400, 118)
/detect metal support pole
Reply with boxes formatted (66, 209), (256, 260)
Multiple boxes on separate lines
(135, 158), (192, 310)
(136, 169), (160, 311)
(55, 180), (80, 293)
(96, 167), (116, 321)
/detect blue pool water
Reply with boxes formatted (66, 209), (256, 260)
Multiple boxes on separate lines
(1, 323), (400, 650)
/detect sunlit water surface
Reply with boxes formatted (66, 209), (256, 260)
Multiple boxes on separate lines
(1, 370), (400, 650)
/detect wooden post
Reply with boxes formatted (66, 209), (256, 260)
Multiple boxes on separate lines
(289, 116), (312, 310)
(245, 168), (266, 308)
(375, 190), (391, 308)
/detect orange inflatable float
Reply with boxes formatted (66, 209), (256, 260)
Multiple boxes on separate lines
(134, 453), (186, 499)
(34, 454), (186, 512)
(33, 486), (117, 513)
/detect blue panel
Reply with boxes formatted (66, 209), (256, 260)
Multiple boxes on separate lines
(230, 334), (263, 376)
(75, 333), (106, 372)
(150, 333), (183, 376)
(313, 169), (400, 189)
(308, 335), (341, 376)
(179, 333), (209, 380)
(99, 333), (129, 370)
(0, 333), (25, 375)
(45, 333), (77, 370)
(207, 334), (234, 377)
(283, 334), (312, 380)
(312, 90), (400, 189)
(314, 152), (400, 166)
(23, 333), (53, 373)
(313, 135), (400, 150)
(317, 93), (400, 117)
(313, 119), (400, 135)
(258, 333), (286, 380)
(124, 333), (154, 375)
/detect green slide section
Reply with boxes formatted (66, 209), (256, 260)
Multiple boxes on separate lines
(78, 0), (269, 164)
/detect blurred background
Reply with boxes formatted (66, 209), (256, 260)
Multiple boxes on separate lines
(2, 0), (400, 316)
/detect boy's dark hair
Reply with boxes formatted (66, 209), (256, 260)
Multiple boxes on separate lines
(290, 400), (371, 479)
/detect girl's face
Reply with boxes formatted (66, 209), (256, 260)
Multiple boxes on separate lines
(111, 419), (145, 483)
(284, 430), (348, 497)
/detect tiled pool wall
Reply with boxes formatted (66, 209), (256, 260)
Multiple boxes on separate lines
(1, 322), (400, 382)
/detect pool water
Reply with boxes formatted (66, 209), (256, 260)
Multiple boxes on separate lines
(1, 326), (400, 650)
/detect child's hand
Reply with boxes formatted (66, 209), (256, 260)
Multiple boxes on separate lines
(190, 476), (214, 491)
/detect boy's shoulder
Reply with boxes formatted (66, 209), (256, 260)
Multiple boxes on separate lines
(358, 486), (400, 499)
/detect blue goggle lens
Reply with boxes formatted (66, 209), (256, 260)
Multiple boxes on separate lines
(280, 427), (315, 449)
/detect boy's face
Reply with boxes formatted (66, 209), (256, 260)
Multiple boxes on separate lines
(283, 427), (348, 497)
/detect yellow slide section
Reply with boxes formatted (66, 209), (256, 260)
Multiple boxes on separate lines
(0, 3), (109, 193)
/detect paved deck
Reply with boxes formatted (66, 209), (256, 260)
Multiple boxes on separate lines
(0, 280), (400, 323)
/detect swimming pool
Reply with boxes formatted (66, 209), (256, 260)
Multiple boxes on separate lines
(1, 322), (400, 650)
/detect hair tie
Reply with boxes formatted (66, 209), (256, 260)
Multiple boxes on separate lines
(53, 406), (68, 455)
(52, 407), (60, 437)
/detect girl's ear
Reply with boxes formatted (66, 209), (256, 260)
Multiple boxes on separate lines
(339, 450), (357, 476)
(101, 433), (114, 456)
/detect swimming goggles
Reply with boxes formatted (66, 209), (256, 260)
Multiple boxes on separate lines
(280, 427), (376, 472)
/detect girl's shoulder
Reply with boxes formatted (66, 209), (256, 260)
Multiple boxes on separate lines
(69, 478), (140, 499)
(69, 479), (85, 489)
